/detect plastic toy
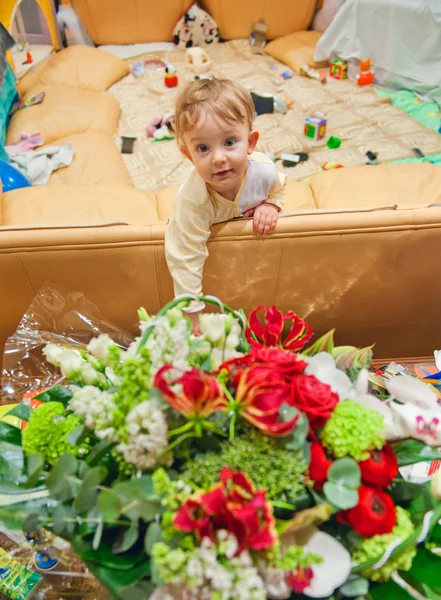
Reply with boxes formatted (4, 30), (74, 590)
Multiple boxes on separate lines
(249, 18), (267, 53)
(164, 64), (178, 88)
(304, 112), (327, 141)
(365, 150), (378, 165)
(280, 69), (293, 80)
(147, 112), (175, 141)
(26, 50), (33, 64)
(186, 48), (211, 73)
(327, 136), (341, 149)
(131, 61), (144, 77)
(300, 64), (326, 84)
(322, 161), (344, 170)
(0, 158), (31, 192)
(330, 59), (348, 80)
(357, 58), (374, 86)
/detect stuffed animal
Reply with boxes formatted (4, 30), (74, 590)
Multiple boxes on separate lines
(186, 48), (211, 73)
(173, 4), (219, 50)
(147, 112), (175, 141)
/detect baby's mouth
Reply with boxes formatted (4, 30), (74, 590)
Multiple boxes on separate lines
(213, 169), (232, 178)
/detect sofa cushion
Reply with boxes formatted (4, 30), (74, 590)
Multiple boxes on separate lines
(2, 185), (159, 226)
(0, 65), (18, 162)
(310, 163), (441, 209)
(156, 179), (317, 222)
(6, 85), (120, 146)
(46, 132), (133, 187)
(17, 47), (129, 97)
(264, 30), (328, 73)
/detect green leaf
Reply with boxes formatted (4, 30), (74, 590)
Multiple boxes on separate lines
(370, 579), (415, 600)
(113, 481), (161, 522)
(6, 404), (31, 422)
(98, 489), (122, 522)
(391, 439), (441, 467)
(399, 570), (441, 600)
(0, 421), (22, 446)
(120, 582), (155, 600)
(340, 574), (369, 597)
(144, 522), (162, 555)
(303, 329), (335, 356)
(72, 533), (150, 571)
(93, 516), (104, 550)
(46, 453), (77, 501)
(67, 425), (87, 447)
(327, 457), (361, 489)
(87, 439), (115, 467)
(24, 454), (44, 489)
(408, 547), (441, 591)
(323, 481), (358, 509)
(52, 503), (74, 535)
(0, 443), (24, 485)
(113, 522), (139, 554)
(73, 466), (108, 513)
(35, 385), (73, 406)
(281, 411), (308, 450)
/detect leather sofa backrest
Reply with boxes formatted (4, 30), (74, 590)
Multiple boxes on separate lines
(71, 0), (193, 45)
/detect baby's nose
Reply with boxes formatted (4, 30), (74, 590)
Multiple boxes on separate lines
(213, 148), (226, 163)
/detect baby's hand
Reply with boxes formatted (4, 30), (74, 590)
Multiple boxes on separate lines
(253, 203), (279, 237)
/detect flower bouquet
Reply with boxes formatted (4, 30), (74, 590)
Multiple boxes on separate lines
(2, 290), (441, 600)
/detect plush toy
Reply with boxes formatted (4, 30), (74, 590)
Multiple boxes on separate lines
(147, 112), (175, 141)
(173, 4), (219, 50)
(164, 64), (178, 88)
(186, 48), (211, 73)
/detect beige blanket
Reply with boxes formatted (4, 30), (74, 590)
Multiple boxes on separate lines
(108, 40), (441, 191)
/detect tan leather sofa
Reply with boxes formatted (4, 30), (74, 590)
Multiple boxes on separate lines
(3, 4), (441, 362)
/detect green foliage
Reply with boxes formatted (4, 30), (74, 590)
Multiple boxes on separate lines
(35, 385), (73, 406)
(351, 507), (416, 582)
(319, 399), (384, 461)
(22, 402), (89, 466)
(273, 545), (322, 571)
(302, 329), (335, 356)
(323, 458), (361, 509)
(0, 421), (22, 445)
(332, 345), (373, 380)
(181, 430), (307, 502)
(390, 439), (441, 467)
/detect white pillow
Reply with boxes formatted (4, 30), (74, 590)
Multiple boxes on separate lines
(312, 0), (347, 32)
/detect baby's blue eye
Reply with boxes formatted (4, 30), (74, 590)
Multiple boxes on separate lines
(225, 138), (236, 147)
(197, 144), (209, 153)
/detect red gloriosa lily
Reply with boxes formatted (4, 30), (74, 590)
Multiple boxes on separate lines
(359, 443), (398, 487)
(337, 485), (397, 538)
(246, 306), (313, 351)
(173, 468), (277, 552)
(154, 365), (227, 419)
(233, 365), (298, 436)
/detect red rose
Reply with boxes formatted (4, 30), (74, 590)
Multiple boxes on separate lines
(250, 346), (307, 380)
(359, 444), (398, 487)
(309, 441), (333, 489)
(337, 485), (397, 538)
(289, 374), (338, 427)
(245, 306), (313, 351)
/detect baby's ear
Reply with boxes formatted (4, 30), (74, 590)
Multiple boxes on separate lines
(180, 145), (193, 162)
(247, 130), (259, 154)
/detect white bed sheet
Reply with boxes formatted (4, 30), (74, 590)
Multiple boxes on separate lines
(314, 0), (441, 103)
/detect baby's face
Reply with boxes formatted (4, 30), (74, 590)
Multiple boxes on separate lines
(182, 111), (258, 200)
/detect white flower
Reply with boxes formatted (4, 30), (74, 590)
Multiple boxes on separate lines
(42, 343), (65, 367)
(304, 352), (355, 401)
(59, 349), (84, 378)
(389, 401), (441, 446)
(262, 568), (291, 600)
(302, 532), (351, 598)
(105, 366), (121, 386)
(435, 350), (441, 372)
(118, 401), (169, 469)
(81, 362), (103, 385)
(200, 314), (242, 350)
(210, 347), (244, 371)
(385, 374), (439, 409)
(87, 334), (115, 362)
(69, 386), (117, 435)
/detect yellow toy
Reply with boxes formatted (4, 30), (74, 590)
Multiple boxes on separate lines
(0, 0), (60, 71)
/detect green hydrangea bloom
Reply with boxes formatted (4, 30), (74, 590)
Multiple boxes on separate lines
(273, 545), (322, 571)
(22, 401), (89, 465)
(181, 430), (306, 502)
(351, 507), (416, 582)
(152, 542), (189, 583)
(319, 399), (384, 461)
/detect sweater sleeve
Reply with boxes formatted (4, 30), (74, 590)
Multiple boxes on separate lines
(165, 185), (214, 310)
(266, 167), (287, 211)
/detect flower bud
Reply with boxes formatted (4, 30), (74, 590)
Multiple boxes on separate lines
(431, 469), (441, 499)
(59, 350), (83, 379)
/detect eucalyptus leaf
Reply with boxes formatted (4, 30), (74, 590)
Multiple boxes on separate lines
(340, 574), (369, 597)
(93, 516), (104, 550)
(87, 439), (115, 467)
(327, 458), (361, 489)
(52, 503), (74, 535)
(46, 454), (77, 501)
(24, 454), (44, 489)
(67, 425), (87, 447)
(6, 404), (31, 422)
(323, 481), (359, 509)
(73, 466), (108, 513)
(120, 582), (155, 600)
(144, 521), (162, 555)
(282, 411), (309, 450)
(0, 421), (22, 446)
(98, 489), (122, 521)
(113, 521), (139, 554)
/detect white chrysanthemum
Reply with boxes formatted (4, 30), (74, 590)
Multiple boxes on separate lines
(117, 401), (168, 469)
(87, 333), (115, 363)
(42, 343), (65, 367)
(68, 385), (117, 435)
(59, 349), (84, 379)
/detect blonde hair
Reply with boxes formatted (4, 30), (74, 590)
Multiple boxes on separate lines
(175, 77), (255, 144)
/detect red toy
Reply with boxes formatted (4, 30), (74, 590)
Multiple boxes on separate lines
(357, 58), (374, 86)
(164, 64), (178, 88)
(26, 51), (33, 64)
